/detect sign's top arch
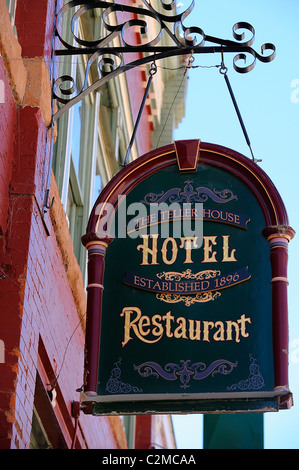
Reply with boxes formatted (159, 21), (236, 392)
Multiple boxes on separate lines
(85, 140), (290, 239)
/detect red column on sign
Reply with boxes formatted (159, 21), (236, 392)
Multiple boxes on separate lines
(262, 225), (295, 391)
(81, 234), (113, 395)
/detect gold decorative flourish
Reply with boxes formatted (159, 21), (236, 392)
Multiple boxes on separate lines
(156, 269), (221, 281)
(156, 291), (221, 306)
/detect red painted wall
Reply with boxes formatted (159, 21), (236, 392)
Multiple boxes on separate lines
(0, 0), (169, 449)
(0, 82), (121, 450)
(15, 0), (54, 65)
(0, 61), (15, 236)
(0, 1), (122, 449)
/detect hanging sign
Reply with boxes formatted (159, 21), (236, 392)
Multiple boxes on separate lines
(81, 140), (294, 415)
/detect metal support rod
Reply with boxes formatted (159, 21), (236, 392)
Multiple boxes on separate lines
(123, 62), (157, 166)
(220, 65), (257, 162)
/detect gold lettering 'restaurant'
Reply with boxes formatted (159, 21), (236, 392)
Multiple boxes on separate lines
(120, 307), (251, 347)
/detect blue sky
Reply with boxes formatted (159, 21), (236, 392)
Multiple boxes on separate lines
(172, 0), (299, 449)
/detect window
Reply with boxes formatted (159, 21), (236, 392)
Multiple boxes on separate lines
(54, 88), (100, 279)
(53, 9), (101, 280)
(5, 0), (18, 35)
(52, 7), (135, 283)
(71, 100), (82, 176)
(29, 407), (52, 449)
(122, 416), (136, 449)
(29, 371), (68, 449)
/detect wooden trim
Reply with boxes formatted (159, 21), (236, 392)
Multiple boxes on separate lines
(36, 337), (78, 448)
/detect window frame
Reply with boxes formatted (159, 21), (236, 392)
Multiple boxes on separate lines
(53, 11), (101, 279)
(5, 0), (17, 31)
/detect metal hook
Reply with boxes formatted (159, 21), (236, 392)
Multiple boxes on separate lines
(149, 61), (157, 76)
(185, 49), (195, 73)
(219, 47), (228, 75)
(43, 189), (55, 213)
(219, 65), (228, 75)
(221, 47), (224, 65)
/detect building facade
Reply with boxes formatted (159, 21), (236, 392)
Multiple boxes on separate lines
(0, 0), (186, 449)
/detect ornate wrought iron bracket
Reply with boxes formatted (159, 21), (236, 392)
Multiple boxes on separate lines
(52, 0), (276, 121)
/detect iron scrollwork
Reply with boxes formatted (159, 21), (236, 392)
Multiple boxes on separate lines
(53, 0), (276, 120)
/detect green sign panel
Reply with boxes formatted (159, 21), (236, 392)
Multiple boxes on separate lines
(81, 141), (294, 415)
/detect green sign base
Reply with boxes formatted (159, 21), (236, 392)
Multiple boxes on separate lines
(82, 397), (281, 416)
